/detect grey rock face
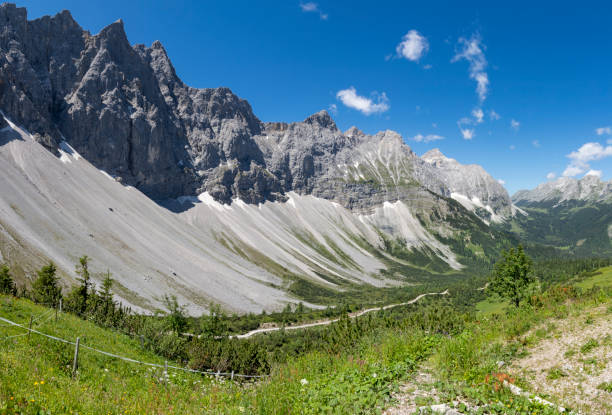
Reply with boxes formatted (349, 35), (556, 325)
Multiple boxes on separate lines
(0, 4), (514, 219)
(513, 175), (612, 206)
(0, 3), (282, 201)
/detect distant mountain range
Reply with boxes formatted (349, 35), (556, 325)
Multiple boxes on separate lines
(506, 175), (612, 257)
(513, 175), (612, 206)
(0, 3), (609, 314)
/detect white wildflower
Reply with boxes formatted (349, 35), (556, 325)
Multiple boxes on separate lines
(300, 378), (309, 386)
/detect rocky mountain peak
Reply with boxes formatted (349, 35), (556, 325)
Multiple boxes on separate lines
(304, 110), (337, 130)
(422, 148), (456, 165)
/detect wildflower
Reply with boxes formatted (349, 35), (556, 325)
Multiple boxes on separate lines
(34, 381), (39, 385)
(372, 373), (377, 378)
(40, 380), (45, 385)
(239, 407), (245, 413)
(300, 378), (308, 386)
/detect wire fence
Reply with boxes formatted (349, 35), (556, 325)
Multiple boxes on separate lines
(0, 315), (266, 379)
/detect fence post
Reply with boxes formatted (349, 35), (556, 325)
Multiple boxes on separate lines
(164, 360), (168, 385)
(231, 370), (234, 380)
(27, 315), (33, 342)
(72, 337), (80, 377)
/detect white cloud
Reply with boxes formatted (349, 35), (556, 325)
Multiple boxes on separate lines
(510, 119), (520, 131)
(497, 179), (505, 185)
(568, 142), (612, 164)
(460, 128), (474, 140)
(532, 140), (540, 148)
(546, 172), (556, 180)
(585, 169), (603, 178)
(596, 126), (612, 135)
(472, 108), (484, 124)
(396, 30), (429, 62)
(336, 87), (389, 115)
(608, 138), (612, 145)
(411, 133), (444, 143)
(299, 2), (328, 19)
(452, 34), (489, 102)
(489, 110), (501, 120)
(328, 103), (337, 115)
(563, 141), (612, 177)
(562, 165), (585, 177)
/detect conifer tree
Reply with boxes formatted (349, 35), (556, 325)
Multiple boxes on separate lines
(0, 264), (15, 295)
(32, 262), (62, 306)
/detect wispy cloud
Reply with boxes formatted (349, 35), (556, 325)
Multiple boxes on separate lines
(472, 108), (484, 124)
(411, 133), (444, 143)
(396, 30), (429, 62)
(452, 34), (489, 102)
(546, 172), (556, 180)
(336, 87), (389, 115)
(563, 141), (612, 177)
(532, 140), (540, 148)
(596, 126), (611, 136)
(510, 119), (520, 131)
(509, 144), (516, 150)
(489, 110), (501, 120)
(299, 2), (328, 20)
(328, 103), (338, 115)
(498, 179), (505, 185)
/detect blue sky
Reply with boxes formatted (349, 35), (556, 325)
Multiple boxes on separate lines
(19, 0), (612, 193)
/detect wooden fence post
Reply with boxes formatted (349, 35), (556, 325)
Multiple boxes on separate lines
(27, 315), (33, 342)
(231, 370), (234, 380)
(72, 337), (80, 377)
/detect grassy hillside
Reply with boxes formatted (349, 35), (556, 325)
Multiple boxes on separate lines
(2, 263), (611, 414)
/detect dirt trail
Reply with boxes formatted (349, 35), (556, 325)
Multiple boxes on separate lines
(230, 290), (449, 339)
(510, 304), (612, 415)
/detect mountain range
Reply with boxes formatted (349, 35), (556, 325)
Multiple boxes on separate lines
(0, 3), (609, 314)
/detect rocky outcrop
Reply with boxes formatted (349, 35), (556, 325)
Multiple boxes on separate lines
(422, 149), (513, 218)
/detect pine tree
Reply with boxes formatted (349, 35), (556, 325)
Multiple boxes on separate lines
(489, 245), (535, 307)
(0, 264), (15, 295)
(100, 270), (114, 317)
(75, 255), (91, 313)
(32, 262), (62, 306)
